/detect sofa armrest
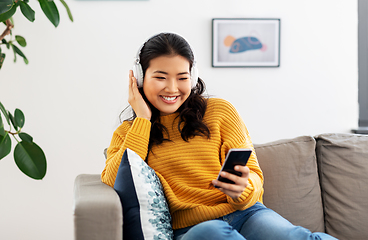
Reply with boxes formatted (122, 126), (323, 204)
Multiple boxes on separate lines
(73, 174), (122, 240)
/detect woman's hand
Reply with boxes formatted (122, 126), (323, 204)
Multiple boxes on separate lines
(212, 165), (250, 199)
(128, 70), (151, 120)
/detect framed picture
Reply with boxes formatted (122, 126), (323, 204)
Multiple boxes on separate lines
(212, 18), (280, 67)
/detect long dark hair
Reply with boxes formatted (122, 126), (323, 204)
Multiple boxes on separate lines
(122, 33), (210, 151)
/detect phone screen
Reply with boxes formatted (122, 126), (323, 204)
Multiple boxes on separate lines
(216, 149), (252, 185)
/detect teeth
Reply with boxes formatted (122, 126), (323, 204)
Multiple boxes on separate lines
(162, 96), (177, 101)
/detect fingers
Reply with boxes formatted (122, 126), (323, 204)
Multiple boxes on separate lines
(128, 70), (139, 101)
(127, 70), (152, 120)
(128, 70), (134, 99)
(218, 166), (249, 185)
(129, 70), (137, 91)
(212, 177), (246, 197)
(212, 179), (247, 198)
(212, 166), (250, 199)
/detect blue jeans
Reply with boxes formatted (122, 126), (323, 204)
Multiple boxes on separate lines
(174, 202), (338, 240)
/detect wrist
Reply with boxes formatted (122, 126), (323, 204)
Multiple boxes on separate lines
(137, 115), (151, 121)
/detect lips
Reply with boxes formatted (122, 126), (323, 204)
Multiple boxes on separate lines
(160, 95), (179, 103)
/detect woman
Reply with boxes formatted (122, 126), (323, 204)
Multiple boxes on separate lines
(101, 33), (337, 240)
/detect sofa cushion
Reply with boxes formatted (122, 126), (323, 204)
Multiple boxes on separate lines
(254, 136), (324, 232)
(113, 148), (173, 240)
(315, 133), (368, 240)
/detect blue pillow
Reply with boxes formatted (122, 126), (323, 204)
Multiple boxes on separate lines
(114, 148), (173, 240)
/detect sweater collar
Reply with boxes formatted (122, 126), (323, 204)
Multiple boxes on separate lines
(159, 112), (180, 125)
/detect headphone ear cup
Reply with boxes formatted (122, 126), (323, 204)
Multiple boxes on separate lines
(132, 63), (144, 88)
(190, 64), (198, 89)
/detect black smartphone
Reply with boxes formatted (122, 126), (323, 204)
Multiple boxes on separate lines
(215, 148), (252, 186)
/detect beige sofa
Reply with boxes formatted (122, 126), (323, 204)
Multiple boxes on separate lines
(73, 133), (368, 240)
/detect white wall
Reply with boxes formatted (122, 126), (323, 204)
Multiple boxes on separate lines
(0, 0), (358, 239)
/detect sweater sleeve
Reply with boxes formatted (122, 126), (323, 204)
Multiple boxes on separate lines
(101, 117), (151, 187)
(218, 100), (264, 210)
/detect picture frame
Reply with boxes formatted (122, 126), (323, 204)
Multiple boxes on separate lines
(212, 18), (281, 67)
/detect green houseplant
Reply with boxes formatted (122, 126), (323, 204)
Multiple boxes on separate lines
(0, 0), (73, 180)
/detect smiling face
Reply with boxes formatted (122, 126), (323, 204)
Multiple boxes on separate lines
(143, 54), (192, 116)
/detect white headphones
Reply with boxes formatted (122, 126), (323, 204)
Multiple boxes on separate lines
(132, 33), (199, 89)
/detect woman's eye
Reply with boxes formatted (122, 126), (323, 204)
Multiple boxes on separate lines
(155, 77), (165, 80)
(179, 77), (189, 81)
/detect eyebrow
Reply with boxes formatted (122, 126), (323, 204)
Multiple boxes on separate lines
(153, 70), (189, 75)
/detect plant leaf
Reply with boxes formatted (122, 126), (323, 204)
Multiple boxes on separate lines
(12, 44), (27, 63)
(0, 0), (15, 15)
(0, 114), (5, 136)
(59, 0), (73, 22)
(0, 1), (17, 22)
(39, 0), (59, 28)
(0, 101), (10, 125)
(14, 141), (47, 179)
(0, 53), (5, 69)
(8, 111), (18, 130)
(11, 43), (16, 62)
(14, 108), (25, 128)
(18, 1), (35, 22)
(15, 35), (27, 47)
(2, 39), (10, 49)
(0, 132), (11, 160)
(19, 132), (33, 143)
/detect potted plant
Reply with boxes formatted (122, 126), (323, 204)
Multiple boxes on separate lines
(0, 0), (73, 179)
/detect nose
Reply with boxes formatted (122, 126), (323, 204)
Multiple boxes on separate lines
(165, 78), (178, 93)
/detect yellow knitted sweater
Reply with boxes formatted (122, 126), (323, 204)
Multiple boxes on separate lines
(101, 98), (264, 230)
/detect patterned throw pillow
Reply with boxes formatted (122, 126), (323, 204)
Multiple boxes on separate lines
(114, 148), (173, 240)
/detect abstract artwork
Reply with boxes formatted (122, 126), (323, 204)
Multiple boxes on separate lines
(212, 18), (280, 67)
